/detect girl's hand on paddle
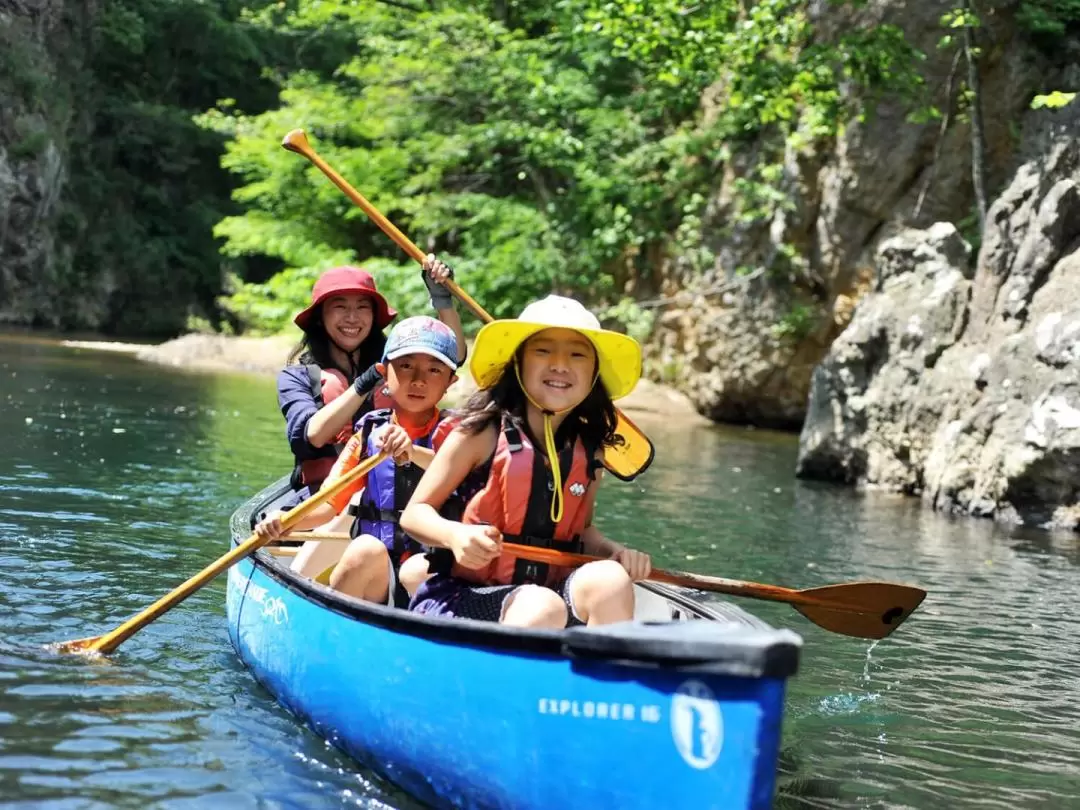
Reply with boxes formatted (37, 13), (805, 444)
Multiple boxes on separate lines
(450, 524), (502, 569)
(610, 546), (651, 581)
(422, 254), (454, 311)
(254, 510), (286, 541)
(376, 424), (413, 464)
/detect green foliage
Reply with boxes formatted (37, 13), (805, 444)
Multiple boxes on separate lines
(771, 302), (822, 343)
(55, 0), (289, 335)
(8, 0), (1079, 339)
(1017, 0), (1080, 37)
(1031, 90), (1077, 108)
(600, 298), (657, 344)
(209, 0), (926, 334)
(956, 207), (983, 255)
(0, 0), (297, 334)
(0, 23), (52, 104)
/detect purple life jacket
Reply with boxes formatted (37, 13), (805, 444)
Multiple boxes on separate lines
(348, 408), (442, 562)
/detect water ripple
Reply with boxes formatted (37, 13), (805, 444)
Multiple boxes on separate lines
(4, 340), (1080, 808)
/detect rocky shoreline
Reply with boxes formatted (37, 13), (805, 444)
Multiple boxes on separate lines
(795, 110), (1080, 532)
(66, 332), (711, 424)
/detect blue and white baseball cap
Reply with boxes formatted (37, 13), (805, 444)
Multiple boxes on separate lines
(382, 316), (459, 371)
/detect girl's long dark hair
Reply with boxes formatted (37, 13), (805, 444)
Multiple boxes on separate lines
(457, 350), (619, 458)
(287, 310), (387, 381)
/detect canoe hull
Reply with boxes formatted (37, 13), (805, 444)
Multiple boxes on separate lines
(227, 483), (799, 809)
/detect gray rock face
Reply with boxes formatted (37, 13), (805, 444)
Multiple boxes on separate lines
(797, 116), (1080, 529)
(646, 0), (1047, 425)
(0, 0), (87, 330)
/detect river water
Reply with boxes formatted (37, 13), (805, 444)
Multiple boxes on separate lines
(1, 335), (1078, 809)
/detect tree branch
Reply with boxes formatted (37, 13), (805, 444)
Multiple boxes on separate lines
(913, 48), (963, 221)
(962, 0), (988, 230)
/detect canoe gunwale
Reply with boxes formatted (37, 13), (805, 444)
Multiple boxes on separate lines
(231, 477), (801, 678)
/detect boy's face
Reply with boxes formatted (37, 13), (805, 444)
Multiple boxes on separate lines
(377, 353), (457, 414)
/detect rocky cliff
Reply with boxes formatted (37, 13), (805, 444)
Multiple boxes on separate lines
(646, 0), (1055, 428)
(0, 0), (81, 328)
(1, 0), (270, 335)
(796, 103), (1080, 529)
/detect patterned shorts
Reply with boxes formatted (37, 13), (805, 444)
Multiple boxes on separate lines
(410, 572), (584, 627)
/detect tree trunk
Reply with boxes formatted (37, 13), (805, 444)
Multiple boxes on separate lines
(963, 0), (988, 230)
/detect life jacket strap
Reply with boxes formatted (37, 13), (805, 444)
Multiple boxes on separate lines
(352, 501), (403, 525)
(504, 420), (523, 453)
(425, 548), (455, 577)
(349, 499), (420, 557)
(504, 533), (582, 586)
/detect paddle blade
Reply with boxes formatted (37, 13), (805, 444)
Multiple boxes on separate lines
(49, 636), (101, 655)
(602, 410), (655, 481)
(792, 582), (927, 639)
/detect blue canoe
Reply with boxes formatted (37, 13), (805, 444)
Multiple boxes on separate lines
(227, 479), (802, 809)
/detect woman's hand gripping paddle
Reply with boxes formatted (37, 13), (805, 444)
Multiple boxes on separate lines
(52, 452), (390, 655)
(281, 129), (655, 482)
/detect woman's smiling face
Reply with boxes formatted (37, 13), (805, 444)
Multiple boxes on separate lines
(321, 294), (375, 351)
(519, 327), (597, 412)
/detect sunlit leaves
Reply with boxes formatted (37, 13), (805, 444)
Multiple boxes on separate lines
(207, 0), (926, 334)
(1031, 90), (1077, 108)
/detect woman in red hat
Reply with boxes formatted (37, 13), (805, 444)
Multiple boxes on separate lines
(277, 256), (466, 497)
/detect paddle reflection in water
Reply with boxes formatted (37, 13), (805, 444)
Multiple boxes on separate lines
(2, 335), (1080, 807)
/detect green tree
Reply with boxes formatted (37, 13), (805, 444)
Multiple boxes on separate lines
(207, 0), (923, 334)
(57, 0), (292, 334)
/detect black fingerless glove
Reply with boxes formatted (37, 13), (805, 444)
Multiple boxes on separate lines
(353, 364), (382, 397)
(422, 263), (455, 310)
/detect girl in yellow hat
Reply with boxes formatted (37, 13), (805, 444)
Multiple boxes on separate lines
(400, 295), (652, 628)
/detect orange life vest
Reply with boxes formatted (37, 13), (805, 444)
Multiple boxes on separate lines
(299, 367), (393, 487)
(453, 416), (592, 588)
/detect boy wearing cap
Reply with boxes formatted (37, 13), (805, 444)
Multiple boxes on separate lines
(255, 315), (461, 606)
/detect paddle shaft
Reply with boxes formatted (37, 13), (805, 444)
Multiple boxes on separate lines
(282, 134), (489, 324)
(272, 532), (895, 615)
(57, 452), (388, 655)
(498, 543), (924, 638)
(499, 543), (860, 610)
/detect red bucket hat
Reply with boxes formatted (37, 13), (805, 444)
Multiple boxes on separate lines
(293, 266), (397, 331)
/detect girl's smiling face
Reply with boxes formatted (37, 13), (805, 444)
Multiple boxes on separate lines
(518, 327), (597, 412)
(321, 294), (374, 351)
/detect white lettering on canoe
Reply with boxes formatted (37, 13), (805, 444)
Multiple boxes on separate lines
(261, 596), (289, 625)
(228, 566), (289, 624)
(670, 679), (723, 769)
(537, 698), (661, 724)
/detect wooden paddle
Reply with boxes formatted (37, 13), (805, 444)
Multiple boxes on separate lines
(501, 544), (925, 640)
(281, 128), (655, 483)
(52, 452), (389, 655)
(268, 532), (925, 639)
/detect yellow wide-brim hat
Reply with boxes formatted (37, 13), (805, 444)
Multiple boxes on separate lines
(470, 295), (642, 400)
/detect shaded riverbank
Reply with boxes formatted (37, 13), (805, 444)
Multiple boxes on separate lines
(65, 332), (712, 423)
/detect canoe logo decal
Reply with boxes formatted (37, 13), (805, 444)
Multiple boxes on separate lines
(261, 596), (289, 625)
(229, 567), (289, 625)
(670, 679), (723, 769)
